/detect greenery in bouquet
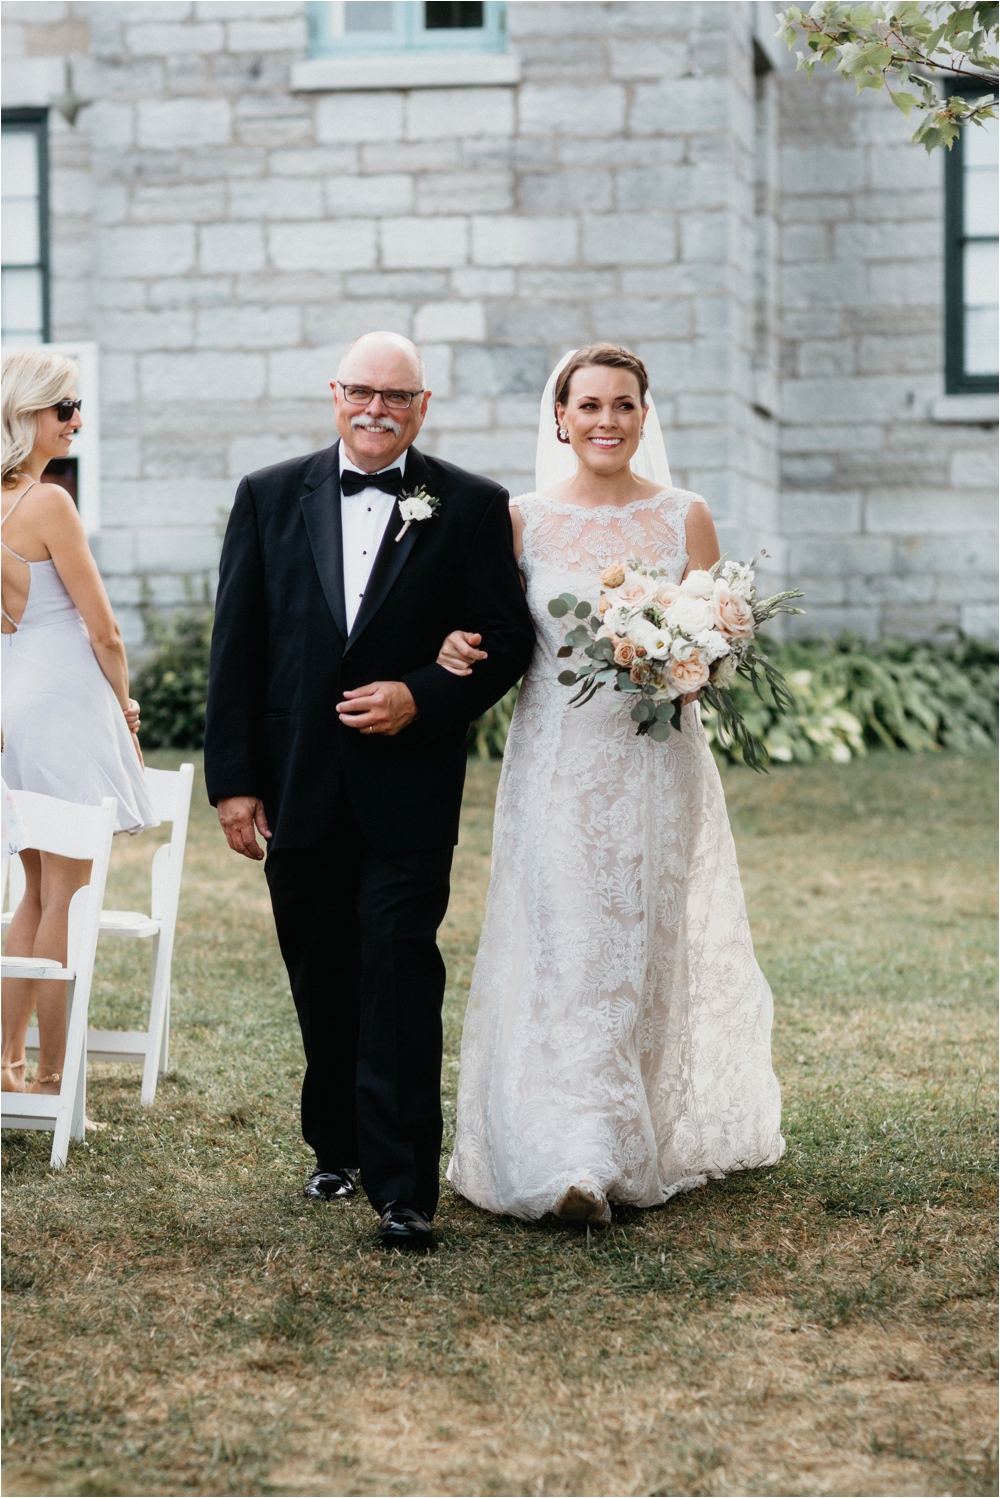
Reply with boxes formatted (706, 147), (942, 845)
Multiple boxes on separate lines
(549, 556), (805, 771)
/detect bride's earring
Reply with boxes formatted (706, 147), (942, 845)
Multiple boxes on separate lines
(557, 426), (570, 444)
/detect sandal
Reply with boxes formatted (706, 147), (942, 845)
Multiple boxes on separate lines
(1, 1059), (27, 1093)
(29, 1071), (62, 1094)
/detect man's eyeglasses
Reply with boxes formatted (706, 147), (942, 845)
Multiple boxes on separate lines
(53, 399), (82, 422)
(336, 382), (423, 411)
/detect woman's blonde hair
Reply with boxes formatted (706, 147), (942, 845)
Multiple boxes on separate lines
(2, 348), (78, 486)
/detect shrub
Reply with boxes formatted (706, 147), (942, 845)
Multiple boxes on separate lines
(468, 685), (519, 759)
(131, 609), (212, 749)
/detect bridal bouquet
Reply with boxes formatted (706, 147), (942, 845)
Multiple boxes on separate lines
(549, 556), (805, 770)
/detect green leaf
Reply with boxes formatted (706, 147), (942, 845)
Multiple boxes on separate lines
(653, 702), (676, 721)
(590, 615), (602, 631)
(631, 700), (655, 723)
(558, 593), (578, 608)
(548, 599), (569, 618)
(647, 720), (673, 742)
(557, 645), (573, 658)
(574, 600), (592, 618)
(557, 670), (578, 686)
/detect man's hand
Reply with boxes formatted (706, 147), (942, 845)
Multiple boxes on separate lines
(336, 680), (418, 736)
(218, 795), (272, 860)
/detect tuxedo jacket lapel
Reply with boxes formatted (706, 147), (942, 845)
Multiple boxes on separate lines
(300, 441), (348, 639)
(344, 445), (429, 651)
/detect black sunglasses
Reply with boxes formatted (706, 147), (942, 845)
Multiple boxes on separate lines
(53, 399), (82, 421)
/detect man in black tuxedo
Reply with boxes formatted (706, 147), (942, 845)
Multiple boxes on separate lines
(204, 332), (534, 1250)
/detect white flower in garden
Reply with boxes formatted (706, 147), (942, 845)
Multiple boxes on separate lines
(665, 593), (714, 635)
(680, 569), (715, 599)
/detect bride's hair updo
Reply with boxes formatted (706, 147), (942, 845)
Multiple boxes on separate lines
(554, 344), (650, 431)
(1, 348), (78, 486)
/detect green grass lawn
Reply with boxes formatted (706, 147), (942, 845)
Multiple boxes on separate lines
(2, 751), (996, 1498)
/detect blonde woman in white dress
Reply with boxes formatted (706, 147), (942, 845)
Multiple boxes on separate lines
(441, 345), (783, 1225)
(1, 349), (156, 1096)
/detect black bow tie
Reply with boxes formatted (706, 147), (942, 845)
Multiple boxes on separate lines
(340, 468), (403, 498)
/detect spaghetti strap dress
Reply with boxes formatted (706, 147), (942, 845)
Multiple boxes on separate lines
(1, 482), (157, 835)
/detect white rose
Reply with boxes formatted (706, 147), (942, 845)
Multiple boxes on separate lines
(712, 653), (737, 688)
(401, 497), (434, 522)
(680, 569), (715, 599)
(665, 593), (714, 635)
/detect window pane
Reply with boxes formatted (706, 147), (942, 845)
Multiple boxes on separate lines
(1, 131), (39, 199)
(424, 2), (484, 27)
(964, 115), (999, 169)
(965, 305), (999, 375)
(965, 163), (999, 236)
(1, 199), (40, 266)
(964, 238), (999, 304)
(1, 266), (44, 337)
(343, 2), (395, 31)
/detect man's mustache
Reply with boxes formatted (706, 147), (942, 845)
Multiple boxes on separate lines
(351, 414), (402, 437)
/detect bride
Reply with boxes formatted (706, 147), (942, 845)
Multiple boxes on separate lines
(442, 344), (784, 1226)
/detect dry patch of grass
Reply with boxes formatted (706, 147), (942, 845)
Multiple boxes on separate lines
(2, 752), (996, 1498)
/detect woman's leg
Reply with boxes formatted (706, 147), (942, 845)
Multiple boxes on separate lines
(2, 849), (42, 1091)
(29, 852), (92, 1094)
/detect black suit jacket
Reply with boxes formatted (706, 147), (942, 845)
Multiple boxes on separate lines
(204, 440), (536, 851)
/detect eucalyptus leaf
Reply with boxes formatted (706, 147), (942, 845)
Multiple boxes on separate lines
(557, 670), (578, 686)
(647, 720), (673, 742)
(557, 646), (573, 658)
(574, 600), (592, 618)
(548, 599), (569, 618)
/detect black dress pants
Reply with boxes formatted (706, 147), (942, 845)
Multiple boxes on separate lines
(264, 794), (454, 1219)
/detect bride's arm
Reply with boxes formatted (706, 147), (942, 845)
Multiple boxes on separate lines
(683, 499), (721, 576)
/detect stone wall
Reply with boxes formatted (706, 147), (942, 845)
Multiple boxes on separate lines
(1, 0), (995, 646)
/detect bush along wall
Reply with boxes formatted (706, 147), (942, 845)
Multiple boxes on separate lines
(130, 619), (997, 766)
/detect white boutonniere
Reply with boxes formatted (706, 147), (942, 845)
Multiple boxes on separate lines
(395, 486), (440, 542)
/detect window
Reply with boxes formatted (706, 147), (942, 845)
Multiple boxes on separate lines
(1, 110), (49, 345)
(307, 0), (507, 55)
(945, 109), (999, 393)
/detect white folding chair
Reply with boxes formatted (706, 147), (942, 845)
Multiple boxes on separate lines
(1, 790), (117, 1168)
(5, 763), (194, 1106)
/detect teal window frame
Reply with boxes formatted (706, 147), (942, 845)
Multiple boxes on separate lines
(307, 1), (507, 56)
(1, 109), (50, 345)
(944, 96), (999, 394)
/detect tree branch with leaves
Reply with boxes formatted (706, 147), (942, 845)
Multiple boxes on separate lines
(776, 1), (998, 149)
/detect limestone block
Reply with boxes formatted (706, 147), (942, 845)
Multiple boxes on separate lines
(784, 605), (879, 640)
(347, 270), (449, 298)
(268, 344), (347, 399)
(270, 146), (359, 176)
(363, 140), (460, 173)
(138, 98), (231, 149)
(584, 211), (676, 266)
(317, 92), (404, 145)
(780, 453), (837, 484)
(105, 574), (144, 610)
(269, 220), (378, 271)
(125, 20), (224, 53)
(866, 144), (939, 193)
(615, 163), (727, 212)
(780, 193), (852, 224)
(436, 428), (536, 471)
(422, 343), (453, 399)
(454, 344), (552, 396)
(423, 396), (492, 431)
(2, 1), (68, 19)
(140, 351), (266, 402)
(609, 37), (688, 80)
(406, 89), (514, 141)
(629, 76), (729, 135)
(781, 375), (935, 424)
(91, 528), (137, 576)
(781, 224), (828, 261)
(87, 101), (135, 151)
(104, 477), (233, 527)
(781, 309), (844, 339)
(326, 174), (415, 217)
(149, 276), (232, 307)
(451, 268), (515, 297)
(200, 222), (266, 273)
(51, 279), (92, 331)
(305, 301), (412, 342)
(135, 527), (222, 574)
(960, 604), (998, 637)
(382, 217), (469, 269)
(100, 438), (143, 481)
(227, 176), (322, 220)
(559, 136), (686, 168)
(680, 212), (727, 262)
(131, 182), (225, 224)
(519, 268), (617, 299)
(487, 300), (585, 342)
(867, 258), (941, 306)
(413, 301), (486, 342)
(181, 146), (267, 180)
(520, 168), (612, 212)
(225, 16), (307, 50)
(780, 421), (885, 453)
(951, 449), (999, 489)
(694, 297), (731, 337)
(100, 225), (196, 278)
(228, 433), (313, 477)
(798, 341), (855, 377)
(518, 83), (626, 136)
(846, 574), (936, 604)
(196, 304), (301, 348)
(781, 146), (862, 196)
(471, 214), (577, 267)
(507, 1), (611, 35)
(197, 2), (299, 16)
(852, 188), (940, 223)
(896, 533), (997, 575)
(591, 297), (691, 339)
(236, 271), (343, 303)
(102, 309), (194, 352)
(417, 171), (514, 215)
(788, 537), (894, 575)
(778, 491), (863, 535)
(496, 395), (540, 427)
(866, 492), (997, 535)
(0, 54), (64, 107)
(89, 56), (165, 101)
(164, 54), (209, 91)
(857, 334), (939, 376)
(50, 168), (94, 218)
(50, 238), (93, 280)
(102, 354), (138, 404)
(675, 394), (728, 425)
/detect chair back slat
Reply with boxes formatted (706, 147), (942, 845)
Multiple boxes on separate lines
(7, 790), (116, 860)
(143, 766), (190, 823)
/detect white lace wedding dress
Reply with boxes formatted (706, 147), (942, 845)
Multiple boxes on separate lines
(447, 488), (784, 1220)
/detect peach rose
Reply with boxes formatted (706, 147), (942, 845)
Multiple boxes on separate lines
(613, 639), (637, 667)
(654, 582), (681, 608)
(598, 594), (612, 615)
(630, 660), (650, 685)
(669, 653), (710, 694)
(600, 563), (626, 588)
(712, 586), (755, 640)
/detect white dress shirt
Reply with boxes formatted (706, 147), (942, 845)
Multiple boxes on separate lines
(339, 447), (407, 632)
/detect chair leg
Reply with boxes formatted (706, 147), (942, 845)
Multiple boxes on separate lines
(141, 930), (171, 1106)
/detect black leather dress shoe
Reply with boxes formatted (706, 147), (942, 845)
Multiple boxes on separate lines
(303, 1167), (358, 1201)
(379, 1201), (435, 1251)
